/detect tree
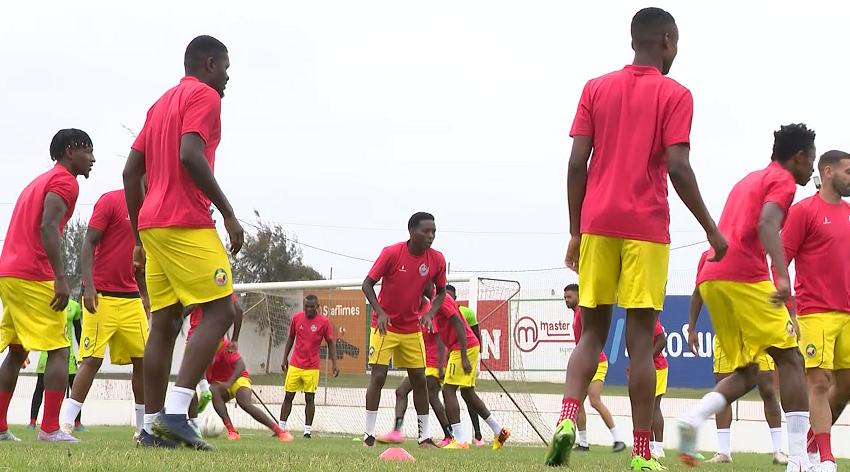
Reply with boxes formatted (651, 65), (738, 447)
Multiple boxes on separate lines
(60, 216), (88, 298)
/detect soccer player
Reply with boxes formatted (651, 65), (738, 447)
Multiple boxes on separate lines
(206, 338), (288, 440)
(688, 252), (789, 466)
(677, 124), (817, 472)
(278, 294), (339, 440)
(30, 300), (84, 431)
(377, 286), (453, 446)
(122, 35), (244, 450)
(446, 284), (484, 446)
(0, 128), (94, 442)
(361, 212), (448, 448)
(60, 188), (149, 440)
(552, 7), (726, 470)
(437, 290), (510, 450)
(776, 150), (850, 472)
(564, 284), (625, 453)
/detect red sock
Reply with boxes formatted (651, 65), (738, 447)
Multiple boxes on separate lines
(633, 430), (652, 460)
(223, 419), (236, 433)
(272, 425), (284, 435)
(807, 428), (817, 453)
(557, 398), (580, 425)
(0, 392), (11, 432)
(74, 420), (82, 427)
(815, 432), (834, 463)
(29, 419), (36, 426)
(41, 390), (64, 433)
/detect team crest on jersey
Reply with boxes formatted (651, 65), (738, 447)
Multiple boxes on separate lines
(214, 268), (228, 286)
(786, 320), (795, 337)
(84, 337), (90, 349)
(805, 343), (817, 358)
(419, 264), (429, 276)
(310, 324), (317, 332)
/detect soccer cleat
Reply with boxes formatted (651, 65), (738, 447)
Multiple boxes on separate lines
(197, 390), (212, 413)
(574, 444), (590, 452)
(60, 423), (74, 435)
(376, 430), (404, 444)
(0, 430), (21, 441)
(443, 440), (469, 449)
(133, 432), (140, 442)
(363, 434), (376, 447)
(26, 423), (35, 431)
(136, 430), (180, 449)
(493, 427), (510, 450)
(278, 430), (294, 442)
(418, 438), (439, 449)
(676, 419), (700, 467)
(706, 452), (732, 463)
(544, 418), (575, 467)
(74, 424), (88, 433)
(785, 456), (815, 472)
(153, 412), (213, 451)
(303, 433), (311, 439)
(631, 455), (666, 471)
(227, 430), (240, 440)
(188, 418), (201, 438)
(613, 441), (626, 452)
(474, 438), (486, 447)
(773, 451), (789, 465)
(439, 437), (453, 447)
(37, 429), (80, 442)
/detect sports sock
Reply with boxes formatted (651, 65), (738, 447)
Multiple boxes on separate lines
(0, 391), (12, 431)
(144, 413), (158, 435)
(365, 410), (377, 437)
(62, 398), (83, 427)
(134, 404), (145, 434)
(451, 423), (466, 444)
(442, 424), (452, 439)
(223, 419), (236, 433)
(484, 415), (502, 435)
(304, 425), (311, 435)
(815, 432), (834, 463)
(650, 440), (657, 455)
(685, 391), (726, 427)
(272, 424), (284, 435)
(807, 428), (818, 453)
(610, 426), (622, 442)
(578, 430), (588, 447)
(74, 420), (81, 427)
(417, 415), (430, 443)
(394, 417), (403, 432)
(717, 428), (731, 456)
(770, 427), (783, 453)
(28, 419), (36, 426)
(652, 441), (664, 456)
(558, 397), (580, 425)
(163, 386), (194, 416)
(633, 430), (651, 460)
(198, 379), (210, 393)
(785, 411), (809, 460)
(42, 390), (64, 433)
(278, 420), (287, 431)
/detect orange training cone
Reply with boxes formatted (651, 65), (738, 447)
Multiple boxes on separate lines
(380, 447), (415, 461)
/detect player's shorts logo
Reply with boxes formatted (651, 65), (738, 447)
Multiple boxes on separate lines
(419, 264), (429, 276)
(786, 320), (795, 337)
(310, 324), (317, 332)
(805, 343), (817, 358)
(214, 268), (228, 286)
(83, 337), (90, 349)
(368, 345), (375, 359)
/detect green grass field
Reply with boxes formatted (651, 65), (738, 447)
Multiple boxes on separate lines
(0, 426), (841, 472)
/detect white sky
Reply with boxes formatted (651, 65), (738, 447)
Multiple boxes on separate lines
(1, 1), (847, 292)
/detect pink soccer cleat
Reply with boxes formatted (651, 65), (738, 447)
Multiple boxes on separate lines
(376, 430), (404, 444)
(439, 437), (453, 447)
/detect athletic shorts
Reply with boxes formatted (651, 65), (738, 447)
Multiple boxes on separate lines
(224, 376), (252, 401)
(0, 278), (69, 352)
(578, 234), (669, 311)
(714, 335), (774, 374)
(368, 330), (426, 369)
(797, 311), (850, 371)
(700, 280), (797, 371)
(285, 366), (319, 393)
(80, 295), (148, 365)
(655, 367), (668, 397)
(445, 346), (480, 388)
(139, 227), (233, 312)
(591, 360), (608, 384)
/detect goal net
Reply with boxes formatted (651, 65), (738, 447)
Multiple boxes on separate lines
(230, 275), (554, 445)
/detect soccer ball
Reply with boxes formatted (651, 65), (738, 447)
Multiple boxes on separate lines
(200, 413), (225, 439)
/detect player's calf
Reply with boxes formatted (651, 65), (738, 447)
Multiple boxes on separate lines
(459, 387), (509, 450)
(234, 387), (288, 441)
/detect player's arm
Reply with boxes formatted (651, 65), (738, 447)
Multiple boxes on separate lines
(73, 309), (82, 346)
(421, 286), (446, 326)
(448, 314), (471, 373)
(437, 337), (446, 378)
(137, 269), (150, 319)
(759, 202), (791, 301)
(687, 285), (703, 354)
(42, 192), (70, 311)
(281, 332), (295, 371)
(773, 204), (806, 316)
(567, 136), (593, 238)
(122, 149), (146, 247)
(225, 358), (245, 388)
(652, 330), (666, 358)
(326, 334), (339, 377)
(231, 300), (243, 343)
(81, 226), (103, 313)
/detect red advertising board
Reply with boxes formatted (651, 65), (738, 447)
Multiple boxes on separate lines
(458, 299), (510, 371)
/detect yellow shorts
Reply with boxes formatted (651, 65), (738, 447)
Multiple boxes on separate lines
(700, 280), (796, 371)
(591, 360), (608, 383)
(0, 278), (69, 352)
(80, 295), (148, 365)
(368, 330), (426, 369)
(139, 227), (233, 312)
(713, 335), (774, 374)
(285, 366), (320, 393)
(445, 346), (479, 388)
(797, 311), (850, 371)
(578, 234), (669, 311)
(224, 376), (252, 401)
(403, 367), (441, 379)
(655, 367), (668, 397)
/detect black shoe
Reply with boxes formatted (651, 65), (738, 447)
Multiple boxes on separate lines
(418, 438), (439, 449)
(613, 441), (626, 453)
(136, 430), (180, 449)
(574, 445), (590, 452)
(363, 435), (376, 447)
(153, 412), (214, 451)
(303, 433), (311, 439)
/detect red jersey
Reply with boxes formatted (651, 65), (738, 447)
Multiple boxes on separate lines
(0, 165), (79, 280)
(434, 294), (479, 352)
(653, 320), (668, 370)
(132, 76), (222, 230)
(288, 311), (333, 370)
(187, 293), (238, 341)
(206, 339), (249, 384)
(697, 162), (797, 284)
(570, 65), (693, 244)
(779, 194), (850, 315)
(419, 299), (440, 368)
(88, 189), (138, 293)
(572, 308), (607, 363)
(367, 241), (447, 334)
